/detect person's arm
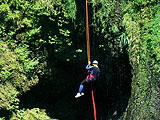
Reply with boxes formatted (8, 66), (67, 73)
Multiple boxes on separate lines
(86, 63), (93, 70)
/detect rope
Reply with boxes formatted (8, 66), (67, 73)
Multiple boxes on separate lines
(86, 0), (90, 62)
(86, 0), (97, 120)
(91, 90), (97, 120)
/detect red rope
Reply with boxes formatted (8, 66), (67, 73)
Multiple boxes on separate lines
(86, 0), (97, 120)
(86, 0), (90, 62)
(91, 90), (97, 120)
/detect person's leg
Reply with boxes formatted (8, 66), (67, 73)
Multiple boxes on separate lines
(78, 74), (91, 93)
(75, 76), (89, 98)
(78, 80), (85, 93)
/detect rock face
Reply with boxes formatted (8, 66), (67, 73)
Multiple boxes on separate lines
(122, 1), (160, 119)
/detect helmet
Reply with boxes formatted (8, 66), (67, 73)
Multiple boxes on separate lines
(92, 60), (98, 65)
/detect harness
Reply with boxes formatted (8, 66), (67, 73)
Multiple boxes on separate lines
(85, 73), (95, 82)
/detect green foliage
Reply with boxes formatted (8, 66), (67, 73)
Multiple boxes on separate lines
(91, 0), (117, 34)
(0, 118), (5, 120)
(0, 0), (76, 119)
(0, 0), (160, 119)
(14, 44), (39, 73)
(90, 0), (126, 57)
(10, 108), (54, 120)
(64, 0), (77, 20)
(0, 41), (41, 112)
(0, 82), (19, 111)
(119, 33), (130, 52)
(0, 0), (75, 53)
(122, 1), (160, 119)
(0, 41), (39, 91)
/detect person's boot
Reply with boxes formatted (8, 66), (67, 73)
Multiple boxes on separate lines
(75, 93), (81, 98)
(81, 92), (84, 96)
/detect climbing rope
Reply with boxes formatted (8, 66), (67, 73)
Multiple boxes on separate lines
(86, 0), (97, 120)
(86, 0), (90, 62)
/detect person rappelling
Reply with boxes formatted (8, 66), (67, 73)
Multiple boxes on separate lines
(75, 60), (100, 98)
(75, 0), (98, 119)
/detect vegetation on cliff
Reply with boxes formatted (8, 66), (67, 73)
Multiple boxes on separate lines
(0, 0), (159, 119)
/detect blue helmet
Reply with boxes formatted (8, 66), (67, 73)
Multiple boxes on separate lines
(92, 60), (98, 65)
